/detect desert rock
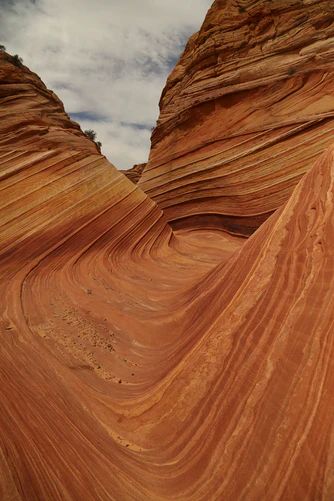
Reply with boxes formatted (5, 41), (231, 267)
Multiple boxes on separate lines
(1, 3), (334, 499)
(139, 0), (334, 235)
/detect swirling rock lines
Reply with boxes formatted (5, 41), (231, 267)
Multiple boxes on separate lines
(139, 0), (334, 235)
(1, 5), (334, 500)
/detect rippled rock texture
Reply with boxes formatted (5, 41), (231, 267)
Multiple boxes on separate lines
(139, 0), (334, 235)
(1, 2), (334, 499)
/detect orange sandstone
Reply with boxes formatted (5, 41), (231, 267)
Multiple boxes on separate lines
(121, 162), (146, 184)
(1, 3), (334, 499)
(139, 0), (334, 235)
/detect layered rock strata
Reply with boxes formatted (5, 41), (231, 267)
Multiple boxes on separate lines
(139, 0), (334, 235)
(0, 52), (99, 154)
(1, 5), (334, 500)
(121, 162), (146, 184)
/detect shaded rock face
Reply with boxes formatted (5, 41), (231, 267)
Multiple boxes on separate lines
(139, 0), (334, 235)
(121, 162), (146, 184)
(1, 5), (334, 501)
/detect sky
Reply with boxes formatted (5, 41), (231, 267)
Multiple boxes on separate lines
(1, 0), (212, 168)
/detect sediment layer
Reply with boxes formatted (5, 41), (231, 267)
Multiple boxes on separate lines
(140, 0), (334, 235)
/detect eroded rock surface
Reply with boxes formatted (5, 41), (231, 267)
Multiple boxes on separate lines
(0, 52), (99, 154)
(1, 4), (334, 499)
(121, 162), (146, 184)
(139, 0), (334, 235)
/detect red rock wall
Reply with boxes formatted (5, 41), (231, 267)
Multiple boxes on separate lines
(139, 0), (334, 235)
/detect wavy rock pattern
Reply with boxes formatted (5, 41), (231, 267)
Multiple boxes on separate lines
(140, 0), (334, 235)
(1, 6), (334, 501)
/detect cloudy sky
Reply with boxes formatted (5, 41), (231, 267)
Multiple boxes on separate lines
(1, 0), (211, 168)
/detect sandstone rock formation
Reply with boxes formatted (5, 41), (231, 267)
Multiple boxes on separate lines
(121, 162), (146, 184)
(1, 2), (334, 499)
(139, 0), (334, 235)
(0, 52), (99, 154)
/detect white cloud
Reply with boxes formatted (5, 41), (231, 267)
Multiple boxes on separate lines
(1, 0), (212, 168)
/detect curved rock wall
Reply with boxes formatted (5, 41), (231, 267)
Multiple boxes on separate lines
(139, 0), (334, 235)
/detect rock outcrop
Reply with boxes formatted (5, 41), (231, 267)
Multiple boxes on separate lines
(1, 3), (334, 500)
(139, 0), (334, 235)
(121, 162), (146, 184)
(0, 51), (99, 154)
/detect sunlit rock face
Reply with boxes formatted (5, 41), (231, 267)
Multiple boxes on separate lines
(1, 4), (334, 500)
(139, 0), (334, 235)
